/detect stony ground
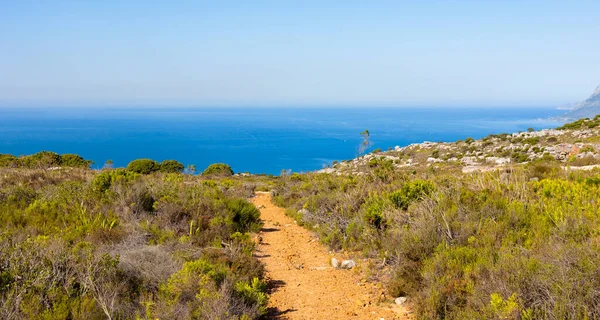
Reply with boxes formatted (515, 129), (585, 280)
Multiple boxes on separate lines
(320, 122), (600, 175)
(251, 192), (411, 320)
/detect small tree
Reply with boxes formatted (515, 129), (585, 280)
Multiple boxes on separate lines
(103, 160), (114, 170)
(159, 160), (184, 173)
(203, 163), (234, 176)
(358, 129), (373, 155)
(126, 159), (160, 174)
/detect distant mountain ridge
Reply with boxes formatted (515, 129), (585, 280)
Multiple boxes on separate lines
(563, 84), (600, 119)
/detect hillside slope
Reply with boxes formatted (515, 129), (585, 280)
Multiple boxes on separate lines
(273, 116), (600, 319)
(563, 84), (600, 119)
(321, 115), (600, 175)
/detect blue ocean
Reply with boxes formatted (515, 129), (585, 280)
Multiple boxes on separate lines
(0, 107), (565, 174)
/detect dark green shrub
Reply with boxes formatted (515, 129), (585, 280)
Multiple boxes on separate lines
(159, 160), (184, 173)
(60, 154), (92, 168)
(126, 159), (160, 174)
(203, 163), (234, 176)
(228, 199), (262, 233)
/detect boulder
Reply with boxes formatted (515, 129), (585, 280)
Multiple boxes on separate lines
(395, 297), (407, 305)
(331, 258), (339, 268)
(340, 260), (356, 269)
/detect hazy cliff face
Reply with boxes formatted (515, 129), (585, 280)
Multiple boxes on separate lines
(585, 85), (600, 106)
(592, 85), (600, 99)
(564, 84), (600, 119)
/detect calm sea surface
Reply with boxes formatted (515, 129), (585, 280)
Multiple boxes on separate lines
(0, 107), (565, 174)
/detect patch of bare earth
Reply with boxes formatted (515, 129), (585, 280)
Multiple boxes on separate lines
(251, 192), (412, 320)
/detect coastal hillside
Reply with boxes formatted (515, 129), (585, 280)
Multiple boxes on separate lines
(322, 114), (600, 175)
(273, 115), (600, 319)
(563, 84), (600, 119)
(2, 116), (600, 319)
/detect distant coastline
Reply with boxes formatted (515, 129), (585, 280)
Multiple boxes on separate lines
(0, 106), (565, 174)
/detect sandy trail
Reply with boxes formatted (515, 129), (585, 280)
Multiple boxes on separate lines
(251, 192), (410, 320)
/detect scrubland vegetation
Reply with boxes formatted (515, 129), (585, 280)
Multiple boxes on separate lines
(3, 117), (600, 319)
(0, 156), (274, 319)
(274, 155), (600, 319)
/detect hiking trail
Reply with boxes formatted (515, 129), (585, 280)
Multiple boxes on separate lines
(251, 192), (412, 320)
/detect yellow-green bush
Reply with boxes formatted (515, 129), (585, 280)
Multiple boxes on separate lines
(0, 165), (270, 319)
(274, 164), (600, 319)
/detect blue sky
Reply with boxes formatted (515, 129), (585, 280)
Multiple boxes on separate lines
(1, 0), (599, 107)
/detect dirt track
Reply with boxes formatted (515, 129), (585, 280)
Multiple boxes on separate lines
(251, 192), (410, 320)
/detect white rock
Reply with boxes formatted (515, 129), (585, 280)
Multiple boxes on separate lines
(495, 157), (511, 165)
(340, 260), (356, 269)
(331, 258), (339, 268)
(395, 297), (407, 305)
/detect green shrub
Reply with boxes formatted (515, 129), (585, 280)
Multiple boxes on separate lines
(363, 197), (386, 229)
(389, 180), (434, 210)
(91, 169), (139, 194)
(23, 151), (61, 168)
(234, 278), (269, 316)
(126, 158), (160, 174)
(159, 160), (184, 173)
(511, 152), (529, 163)
(0, 154), (19, 167)
(228, 199), (262, 233)
(60, 154), (92, 168)
(581, 145), (595, 153)
(203, 163), (234, 176)
(523, 137), (540, 145)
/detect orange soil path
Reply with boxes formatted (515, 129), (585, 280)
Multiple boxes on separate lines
(251, 192), (410, 320)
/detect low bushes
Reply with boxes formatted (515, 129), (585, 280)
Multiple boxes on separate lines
(0, 151), (92, 169)
(0, 167), (269, 319)
(273, 164), (600, 319)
